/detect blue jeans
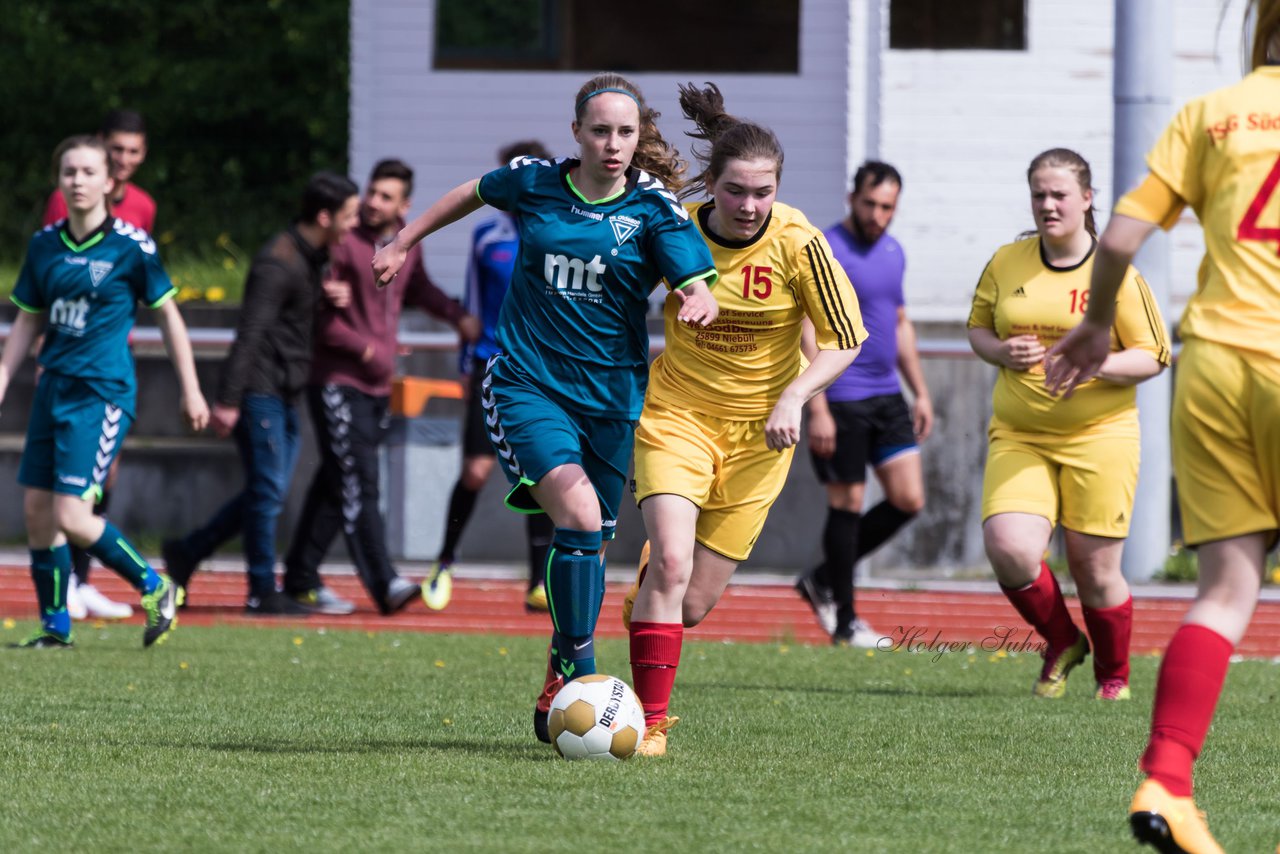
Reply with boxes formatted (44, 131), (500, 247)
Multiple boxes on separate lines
(178, 394), (300, 598)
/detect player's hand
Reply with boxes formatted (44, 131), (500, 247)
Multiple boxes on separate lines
(672, 281), (719, 328)
(372, 240), (408, 289)
(457, 314), (481, 344)
(807, 407), (837, 458)
(913, 395), (934, 441)
(322, 279), (352, 308)
(764, 396), (804, 451)
(1044, 319), (1112, 397)
(210, 403), (240, 439)
(182, 391), (211, 433)
(998, 334), (1046, 372)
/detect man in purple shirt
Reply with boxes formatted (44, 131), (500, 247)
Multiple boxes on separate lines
(795, 162), (933, 646)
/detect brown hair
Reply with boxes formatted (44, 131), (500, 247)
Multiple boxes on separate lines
(1025, 147), (1097, 239)
(52, 134), (110, 183)
(677, 81), (784, 199)
(1250, 0), (1280, 69)
(573, 73), (685, 191)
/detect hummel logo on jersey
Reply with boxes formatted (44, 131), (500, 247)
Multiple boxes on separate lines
(1011, 286), (1027, 298)
(89, 260), (113, 287)
(609, 214), (641, 246)
(544, 253), (607, 294)
(571, 204), (604, 222)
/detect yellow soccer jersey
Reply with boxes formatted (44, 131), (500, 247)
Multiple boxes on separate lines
(968, 237), (1171, 436)
(1126, 66), (1280, 358)
(647, 201), (866, 420)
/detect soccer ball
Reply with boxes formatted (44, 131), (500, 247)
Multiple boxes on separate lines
(547, 674), (646, 760)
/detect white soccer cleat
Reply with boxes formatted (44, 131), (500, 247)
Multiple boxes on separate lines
(77, 583), (134, 620)
(66, 578), (88, 621)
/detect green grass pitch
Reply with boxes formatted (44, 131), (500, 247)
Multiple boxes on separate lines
(1, 621), (1276, 852)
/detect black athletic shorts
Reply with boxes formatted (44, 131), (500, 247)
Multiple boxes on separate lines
(810, 392), (918, 485)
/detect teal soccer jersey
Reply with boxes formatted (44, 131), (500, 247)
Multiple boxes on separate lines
(477, 157), (716, 420)
(11, 217), (176, 416)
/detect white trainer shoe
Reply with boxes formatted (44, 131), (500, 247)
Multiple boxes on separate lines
(77, 583), (134, 620)
(66, 578), (88, 620)
(848, 618), (885, 649)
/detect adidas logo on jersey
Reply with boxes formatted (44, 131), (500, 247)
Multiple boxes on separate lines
(1011, 286), (1027, 298)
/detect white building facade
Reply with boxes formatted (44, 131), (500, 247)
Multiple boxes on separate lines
(351, 0), (1251, 322)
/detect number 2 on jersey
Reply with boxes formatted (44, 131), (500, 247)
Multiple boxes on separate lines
(741, 265), (773, 300)
(1237, 153), (1280, 254)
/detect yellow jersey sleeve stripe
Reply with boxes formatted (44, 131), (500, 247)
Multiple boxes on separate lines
(803, 237), (858, 349)
(1132, 275), (1172, 364)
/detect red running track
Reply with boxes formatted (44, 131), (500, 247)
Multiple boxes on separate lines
(2, 566), (1280, 658)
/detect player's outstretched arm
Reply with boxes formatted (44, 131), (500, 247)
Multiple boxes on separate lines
(155, 299), (210, 432)
(671, 277), (719, 327)
(373, 179), (484, 288)
(0, 309), (44, 414)
(765, 345), (860, 452)
(1045, 214), (1158, 397)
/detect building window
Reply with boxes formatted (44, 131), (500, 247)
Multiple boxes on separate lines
(889, 0), (1026, 51)
(434, 0), (800, 73)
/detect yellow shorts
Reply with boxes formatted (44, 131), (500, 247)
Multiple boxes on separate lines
(633, 397), (794, 562)
(1173, 338), (1280, 546)
(982, 428), (1139, 538)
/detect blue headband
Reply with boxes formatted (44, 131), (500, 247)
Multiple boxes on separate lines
(576, 87), (642, 112)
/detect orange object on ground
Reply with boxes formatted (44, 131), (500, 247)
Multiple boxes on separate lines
(391, 376), (463, 417)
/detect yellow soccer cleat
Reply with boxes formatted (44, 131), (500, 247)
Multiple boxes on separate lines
(1129, 779), (1224, 854)
(635, 715), (679, 757)
(421, 562), (453, 611)
(1033, 632), (1089, 698)
(621, 540), (650, 632)
(524, 583), (549, 613)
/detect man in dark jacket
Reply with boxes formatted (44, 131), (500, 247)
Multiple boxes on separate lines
(163, 172), (359, 614)
(282, 158), (479, 615)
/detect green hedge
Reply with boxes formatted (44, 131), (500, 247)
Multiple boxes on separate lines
(0, 0), (348, 268)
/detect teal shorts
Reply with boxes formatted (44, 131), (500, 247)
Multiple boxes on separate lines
(480, 355), (634, 540)
(18, 372), (132, 500)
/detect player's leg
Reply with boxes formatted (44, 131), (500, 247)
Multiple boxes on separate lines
(531, 463), (604, 680)
(13, 384), (74, 647)
(798, 400), (868, 636)
(283, 386), (351, 612)
(1062, 530), (1130, 699)
(1131, 341), (1275, 852)
(1059, 431), (1137, 699)
(16, 488), (74, 647)
(427, 367), (496, 609)
(313, 386), (406, 615)
(856, 393), (925, 562)
(239, 394), (308, 614)
(524, 511), (554, 612)
(70, 455), (132, 619)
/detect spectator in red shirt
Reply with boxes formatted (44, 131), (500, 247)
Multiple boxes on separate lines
(43, 110), (156, 233)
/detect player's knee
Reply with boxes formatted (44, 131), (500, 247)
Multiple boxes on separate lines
(23, 492), (54, 532)
(648, 548), (694, 593)
(893, 493), (925, 515)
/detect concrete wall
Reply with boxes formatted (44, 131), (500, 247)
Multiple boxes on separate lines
(0, 304), (992, 574)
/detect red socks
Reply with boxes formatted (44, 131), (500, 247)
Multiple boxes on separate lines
(630, 621), (683, 726)
(1082, 597), (1133, 684)
(1141, 624), (1234, 797)
(1000, 562), (1081, 651)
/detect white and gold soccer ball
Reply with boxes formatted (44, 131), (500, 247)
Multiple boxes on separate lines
(547, 674), (646, 761)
